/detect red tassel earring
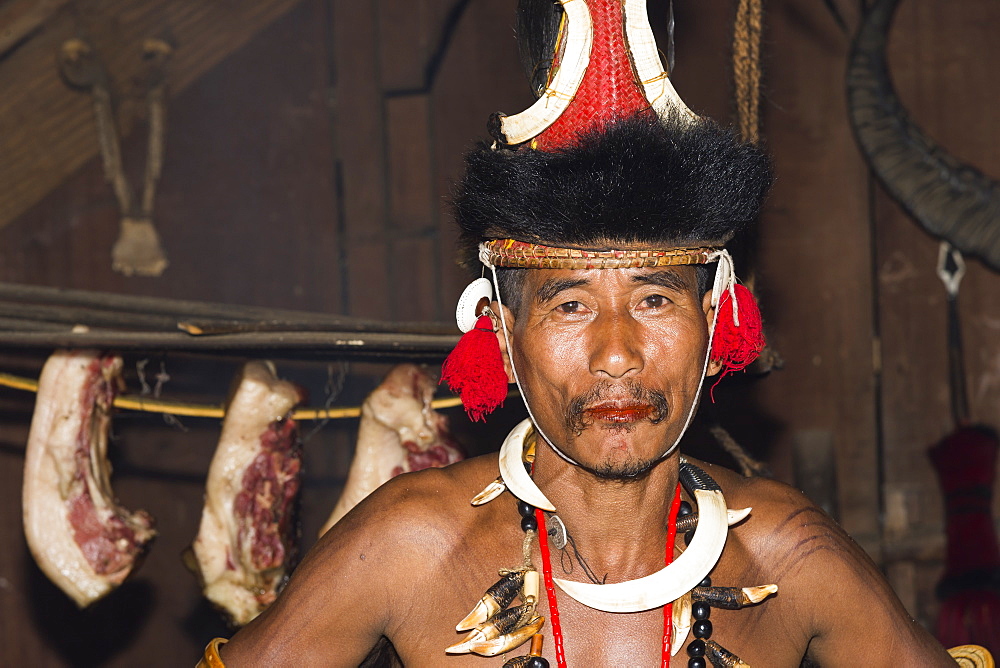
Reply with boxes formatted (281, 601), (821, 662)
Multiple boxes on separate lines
(710, 283), (765, 378)
(441, 314), (508, 421)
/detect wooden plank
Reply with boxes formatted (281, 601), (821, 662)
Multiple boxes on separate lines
(392, 235), (439, 321)
(385, 94), (434, 232)
(377, 0), (429, 91)
(347, 241), (392, 320)
(0, 0), (72, 57)
(0, 0), (345, 317)
(377, 0), (463, 93)
(873, 0), (1000, 628)
(331, 0), (385, 247)
(754, 0), (881, 559)
(670, 2), (737, 123)
(0, 0), (307, 233)
(429, 0), (535, 310)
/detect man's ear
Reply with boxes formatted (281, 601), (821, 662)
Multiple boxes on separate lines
(702, 290), (724, 377)
(493, 302), (517, 383)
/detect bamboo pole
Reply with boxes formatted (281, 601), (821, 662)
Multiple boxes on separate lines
(0, 327), (458, 357)
(0, 282), (454, 335)
(0, 371), (468, 420)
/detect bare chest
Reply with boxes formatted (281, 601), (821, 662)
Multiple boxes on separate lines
(385, 530), (809, 667)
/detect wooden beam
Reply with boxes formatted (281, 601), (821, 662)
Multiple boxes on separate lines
(0, 0), (72, 58)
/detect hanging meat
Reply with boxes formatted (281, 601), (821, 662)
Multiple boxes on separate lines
(190, 361), (305, 626)
(22, 349), (156, 607)
(319, 364), (464, 535)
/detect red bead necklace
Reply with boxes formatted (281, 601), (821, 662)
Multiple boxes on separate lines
(535, 483), (683, 667)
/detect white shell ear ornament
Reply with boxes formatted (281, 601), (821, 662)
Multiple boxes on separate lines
(456, 277), (494, 333)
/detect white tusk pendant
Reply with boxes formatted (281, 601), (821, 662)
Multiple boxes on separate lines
(499, 419), (556, 512)
(677, 507), (752, 534)
(727, 507), (752, 525)
(554, 488), (728, 612)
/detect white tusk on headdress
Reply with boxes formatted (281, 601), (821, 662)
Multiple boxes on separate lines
(498, 0), (593, 145)
(623, 0), (695, 122)
(553, 487), (728, 612)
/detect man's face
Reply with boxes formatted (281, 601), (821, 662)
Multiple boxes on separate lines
(501, 266), (716, 480)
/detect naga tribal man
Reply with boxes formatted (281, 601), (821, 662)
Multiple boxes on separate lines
(205, 0), (969, 666)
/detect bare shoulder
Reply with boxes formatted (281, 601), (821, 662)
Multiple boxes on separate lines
(696, 459), (893, 610)
(687, 458), (953, 666)
(220, 454), (501, 666)
(694, 459), (847, 568)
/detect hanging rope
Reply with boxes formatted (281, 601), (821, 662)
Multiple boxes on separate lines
(732, 0), (764, 144)
(710, 424), (770, 478)
(59, 38), (171, 277)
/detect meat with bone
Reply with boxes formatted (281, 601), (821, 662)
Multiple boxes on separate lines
(191, 361), (305, 626)
(320, 364), (464, 535)
(22, 349), (156, 607)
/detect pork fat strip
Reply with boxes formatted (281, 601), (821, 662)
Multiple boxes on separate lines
(191, 361), (305, 626)
(22, 350), (156, 607)
(319, 364), (463, 535)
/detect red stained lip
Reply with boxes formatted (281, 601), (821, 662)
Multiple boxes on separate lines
(584, 403), (654, 422)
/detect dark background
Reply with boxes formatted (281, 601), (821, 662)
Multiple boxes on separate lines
(0, 0), (998, 664)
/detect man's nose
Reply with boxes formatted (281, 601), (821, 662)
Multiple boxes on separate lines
(588, 312), (643, 378)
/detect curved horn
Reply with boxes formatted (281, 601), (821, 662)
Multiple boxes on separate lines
(499, 0), (593, 145)
(499, 419), (556, 512)
(553, 488), (728, 613)
(846, 0), (1000, 271)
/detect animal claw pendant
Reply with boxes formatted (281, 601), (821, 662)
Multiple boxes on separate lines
(671, 592), (693, 656)
(448, 569), (542, 656)
(693, 584), (777, 609)
(705, 639), (752, 667)
(446, 610), (545, 657)
(471, 475), (506, 506)
(457, 571), (525, 630)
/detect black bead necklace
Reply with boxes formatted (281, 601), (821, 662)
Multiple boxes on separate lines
(502, 493), (550, 668)
(678, 499), (716, 668)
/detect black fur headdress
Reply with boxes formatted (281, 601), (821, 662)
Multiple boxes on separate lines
(455, 113), (772, 269)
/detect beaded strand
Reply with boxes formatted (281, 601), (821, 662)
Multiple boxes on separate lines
(678, 499), (715, 668)
(520, 483), (683, 667)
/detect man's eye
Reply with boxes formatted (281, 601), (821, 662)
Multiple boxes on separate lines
(557, 301), (583, 314)
(642, 295), (670, 308)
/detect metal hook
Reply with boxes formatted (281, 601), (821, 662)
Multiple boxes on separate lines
(936, 241), (966, 298)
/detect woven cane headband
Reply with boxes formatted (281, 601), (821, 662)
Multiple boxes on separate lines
(479, 239), (720, 270)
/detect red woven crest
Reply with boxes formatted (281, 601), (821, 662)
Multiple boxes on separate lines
(440, 315), (508, 421)
(534, 0), (652, 151)
(710, 284), (765, 377)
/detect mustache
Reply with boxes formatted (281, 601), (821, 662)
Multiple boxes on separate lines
(565, 381), (669, 435)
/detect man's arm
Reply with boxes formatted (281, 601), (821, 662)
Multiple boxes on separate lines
(763, 486), (954, 666)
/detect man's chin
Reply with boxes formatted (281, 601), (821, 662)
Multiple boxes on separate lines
(584, 455), (661, 482)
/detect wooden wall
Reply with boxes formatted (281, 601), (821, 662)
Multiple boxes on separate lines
(0, 0), (998, 664)
(757, 0), (1000, 631)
